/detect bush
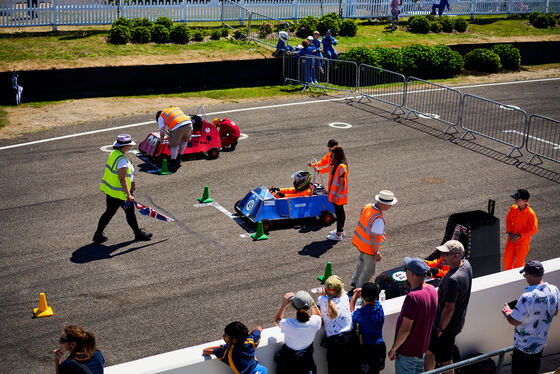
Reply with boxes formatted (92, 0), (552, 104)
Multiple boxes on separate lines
(432, 44), (464, 78)
(112, 17), (131, 29)
(295, 16), (318, 38)
(170, 23), (191, 44)
(317, 13), (342, 36)
(340, 18), (358, 36)
(108, 25), (131, 44)
(220, 27), (229, 37)
(426, 13), (436, 22)
(155, 16), (173, 30)
(545, 13), (557, 26)
(407, 15), (417, 25)
(464, 48), (502, 73)
(440, 16), (455, 33)
(258, 22), (273, 38)
(430, 19), (443, 33)
(408, 16), (431, 33)
(339, 47), (377, 66)
(233, 29), (245, 40)
(132, 18), (152, 28)
(210, 28), (221, 40)
(492, 44), (521, 69)
(532, 14), (551, 28)
(401, 44), (435, 78)
(131, 25), (151, 43)
(372, 46), (403, 73)
(528, 11), (542, 24)
(192, 29), (204, 42)
(454, 17), (468, 32)
(151, 24), (170, 43)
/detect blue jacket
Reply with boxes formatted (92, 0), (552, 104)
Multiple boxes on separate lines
(322, 35), (337, 50)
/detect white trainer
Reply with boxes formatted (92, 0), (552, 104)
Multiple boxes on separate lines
(327, 233), (343, 241)
(329, 230), (345, 236)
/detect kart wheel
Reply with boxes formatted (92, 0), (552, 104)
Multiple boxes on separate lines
(234, 200), (243, 214)
(207, 148), (219, 159)
(320, 211), (334, 226)
(261, 220), (271, 233)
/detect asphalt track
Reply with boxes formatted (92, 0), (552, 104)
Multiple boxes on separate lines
(1, 78), (560, 373)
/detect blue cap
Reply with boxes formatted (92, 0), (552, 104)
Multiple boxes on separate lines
(403, 257), (429, 276)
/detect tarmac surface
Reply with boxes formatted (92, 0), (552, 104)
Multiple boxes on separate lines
(1, 78), (560, 373)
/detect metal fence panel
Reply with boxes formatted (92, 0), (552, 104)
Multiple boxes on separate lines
(460, 93), (528, 156)
(247, 11), (289, 48)
(526, 114), (560, 165)
(357, 64), (406, 114)
(222, 0), (250, 33)
(404, 77), (463, 133)
(300, 55), (357, 98)
(282, 51), (300, 84)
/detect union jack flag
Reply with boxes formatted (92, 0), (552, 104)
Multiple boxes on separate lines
(123, 201), (175, 222)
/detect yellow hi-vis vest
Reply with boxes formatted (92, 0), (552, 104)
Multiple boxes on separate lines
(99, 149), (131, 201)
(352, 204), (385, 255)
(160, 107), (191, 131)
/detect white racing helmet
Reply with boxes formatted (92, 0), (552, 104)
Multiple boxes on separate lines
(279, 31), (289, 42)
(291, 171), (311, 192)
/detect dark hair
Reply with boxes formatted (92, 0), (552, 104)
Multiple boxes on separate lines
(330, 146), (347, 168)
(327, 139), (338, 148)
(295, 309), (311, 323)
(63, 325), (97, 363)
(224, 321), (248, 345)
(156, 110), (162, 121)
(302, 39), (309, 48)
(361, 282), (379, 302)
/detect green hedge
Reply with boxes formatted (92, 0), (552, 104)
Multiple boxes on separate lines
(465, 48), (502, 73)
(295, 16), (318, 38)
(491, 44), (521, 69)
(340, 18), (358, 37)
(151, 24), (170, 43)
(131, 26), (151, 43)
(108, 25), (131, 44)
(170, 24), (191, 44)
(317, 13), (342, 36)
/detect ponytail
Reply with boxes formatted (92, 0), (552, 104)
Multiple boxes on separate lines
(327, 296), (339, 320)
(296, 309), (311, 323)
(64, 325), (97, 362)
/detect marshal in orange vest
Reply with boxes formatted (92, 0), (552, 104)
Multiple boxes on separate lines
(352, 204), (385, 256)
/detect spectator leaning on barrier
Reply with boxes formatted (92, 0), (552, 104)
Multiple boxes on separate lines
(350, 190), (397, 291)
(273, 31), (294, 57)
(202, 321), (268, 374)
(308, 139), (338, 175)
(322, 29), (338, 61)
(388, 258), (438, 374)
(327, 146), (349, 241)
(502, 261), (560, 374)
(425, 240), (473, 374)
(318, 275), (354, 374)
(156, 107), (193, 171)
(504, 188), (538, 270)
(273, 290), (322, 374)
(350, 282), (386, 374)
(54, 324), (105, 374)
(295, 39), (317, 84)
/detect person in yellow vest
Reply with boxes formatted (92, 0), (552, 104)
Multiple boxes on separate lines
(326, 146), (348, 241)
(350, 190), (397, 291)
(93, 134), (152, 244)
(156, 107), (193, 171)
(308, 139), (338, 174)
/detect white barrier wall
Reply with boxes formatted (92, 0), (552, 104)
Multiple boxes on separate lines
(106, 258), (560, 374)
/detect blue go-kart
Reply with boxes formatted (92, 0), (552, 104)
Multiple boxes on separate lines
(234, 170), (335, 233)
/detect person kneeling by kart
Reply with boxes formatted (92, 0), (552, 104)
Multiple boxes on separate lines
(213, 117), (241, 151)
(270, 171), (312, 198)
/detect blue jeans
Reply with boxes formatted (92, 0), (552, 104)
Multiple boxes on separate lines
(394, 353), (424, 374)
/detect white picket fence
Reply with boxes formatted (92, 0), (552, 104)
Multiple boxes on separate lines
(0, 0), (558, 30)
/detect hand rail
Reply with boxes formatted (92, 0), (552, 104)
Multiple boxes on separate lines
(424, 345), (514, 374)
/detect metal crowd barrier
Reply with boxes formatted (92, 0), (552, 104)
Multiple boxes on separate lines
(357, 64), (406, 114)
(221, 0), (250, 32)
(282, 51), (300, 85)
(526, 114), (560, 165)
(424, 345), (513, 374)
(404, 77), (463, 134)
(300, 56), (358, 99)
(460, 93), (528, 157)
(247, 11), (289, 49)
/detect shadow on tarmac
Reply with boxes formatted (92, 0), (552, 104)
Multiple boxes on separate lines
(298, 240), (337, 258)
(70, 239), (168, 263)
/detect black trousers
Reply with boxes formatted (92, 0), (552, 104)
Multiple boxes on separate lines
(95, 194), (139, 235)
(326, 331), (355, 374)
(333, 203), (345, 233)
(275, 343), (316, 374)
(512, 347), (542, 374)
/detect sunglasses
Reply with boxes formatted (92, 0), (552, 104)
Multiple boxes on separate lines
(59, 337), (69, 344)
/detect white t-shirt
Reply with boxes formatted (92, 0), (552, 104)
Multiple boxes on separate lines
(116, 156), (134, 182)
(318, 295), (352, 337)
(371, 217), (384, 235)
(279, 315), (322, 351)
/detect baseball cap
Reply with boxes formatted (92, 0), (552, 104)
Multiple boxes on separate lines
(511, 189), (530, 200)
(324, 275), (344, 295)
(520, 260), (544, 276)
(436, 240), (465, 255)
(292, 290), (313, 310)
(403, 257), (430, 276)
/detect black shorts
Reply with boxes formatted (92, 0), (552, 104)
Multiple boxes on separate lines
(427, 328), (458, 363)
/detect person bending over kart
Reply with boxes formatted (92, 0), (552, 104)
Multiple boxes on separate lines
(213, 118), (241, 151)
(156, 107), (193, 171)
(270, 171), (312, 198)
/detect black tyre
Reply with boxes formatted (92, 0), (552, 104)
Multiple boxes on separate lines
(207, 148), (219, 159)
(234, 200), (243, 214)
(320, 211), (334, 226)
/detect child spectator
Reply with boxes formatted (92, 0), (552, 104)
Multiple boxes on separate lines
(202, 321), (268, 374)
(274, 290), (322, 374)
(350, 282), (386, 374)
(318, 275), (354, 374)
(295, 39), (317, 84)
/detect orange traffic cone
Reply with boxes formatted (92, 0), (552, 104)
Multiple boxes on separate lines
(33, 292), (53, 318)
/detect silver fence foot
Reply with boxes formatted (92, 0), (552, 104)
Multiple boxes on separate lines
(527, 154), (543, 165)
(391, 105), (406, 115)
(444, 123), (459, 134)
(460, 130), (476, 140)
(357, 95), (372, 104)
(506, 147), (523, 158)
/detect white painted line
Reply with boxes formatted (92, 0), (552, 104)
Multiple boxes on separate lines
(239, 133), (249, 140)
(503, 130), (560, 149)
(499, 105), (521, 111)
(2, 77), (558, 152)
(193, 201), (256, 236)
(328, 122), (352, 129)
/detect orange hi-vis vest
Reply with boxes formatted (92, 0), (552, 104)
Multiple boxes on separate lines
(314, 152), (332, 174)
(160, 107), (191, 131)
(352, 204), (385, 256)
(328, 164), (348, 205)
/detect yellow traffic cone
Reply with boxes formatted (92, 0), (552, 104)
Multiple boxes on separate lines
(317, 261), (333, 283)
(251, 221), (268, 240)
(197, 186), (213, 203)
(33, 292), (53, 318)
(160, 159), (172, 175)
